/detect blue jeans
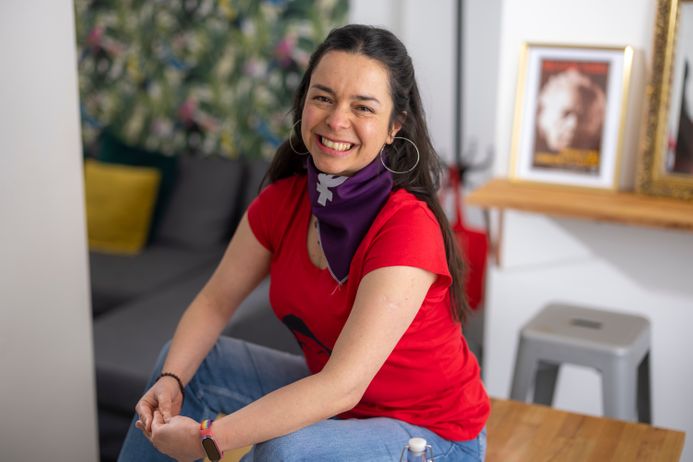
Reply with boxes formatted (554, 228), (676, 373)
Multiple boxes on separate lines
(117, 337), (486, 461)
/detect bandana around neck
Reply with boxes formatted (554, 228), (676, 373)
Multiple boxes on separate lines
(306, 155), (393, 283)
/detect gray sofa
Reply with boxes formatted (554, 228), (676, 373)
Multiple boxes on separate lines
(90, 154), (301, 461)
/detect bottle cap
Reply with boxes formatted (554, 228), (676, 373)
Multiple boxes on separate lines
(408, 437), (427, 453)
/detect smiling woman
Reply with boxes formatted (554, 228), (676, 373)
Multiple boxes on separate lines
(300, 51), (400, 176)
(117, 24), (488, 462)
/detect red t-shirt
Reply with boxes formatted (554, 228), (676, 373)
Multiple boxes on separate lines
(247, 175), (489, 441)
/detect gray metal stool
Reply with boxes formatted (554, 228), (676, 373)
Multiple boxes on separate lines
(510, 303), (651, 423)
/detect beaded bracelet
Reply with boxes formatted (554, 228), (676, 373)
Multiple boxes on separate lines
(158, 372), (185, 402)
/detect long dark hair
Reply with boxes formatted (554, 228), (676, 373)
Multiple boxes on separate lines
(264, 24), (469, 324)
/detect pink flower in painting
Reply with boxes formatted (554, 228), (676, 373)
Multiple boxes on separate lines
(178, 97), (198, 125)
(275, 35), (296, 67)
(87, 26), (104, 50)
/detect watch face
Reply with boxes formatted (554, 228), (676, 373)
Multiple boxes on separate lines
(202, 437), (222, 461)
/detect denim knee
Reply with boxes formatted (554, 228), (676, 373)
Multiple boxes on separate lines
(251, 432), (310, 461)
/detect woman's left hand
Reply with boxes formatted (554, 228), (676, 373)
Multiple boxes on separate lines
(147, 410), (205, 462)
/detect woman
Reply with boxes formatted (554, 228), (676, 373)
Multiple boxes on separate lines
(118, 24), (489, 462)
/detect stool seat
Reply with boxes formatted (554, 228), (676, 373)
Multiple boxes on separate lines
(510, 303), (651, 423)
(523, 304), (650, 356)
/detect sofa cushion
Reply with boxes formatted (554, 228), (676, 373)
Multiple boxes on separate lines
(97, 407), (134, 462)
(89, 243), (223, 317)
(238, 157), (271, 216)
(93, 266), (216, 411)
(93, 273), (300, 414)
(97, 130), (179, 238)
(84, 160), (161, 254)
(155, 155), (244, 250)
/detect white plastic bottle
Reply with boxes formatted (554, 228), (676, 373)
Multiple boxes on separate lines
(399, 437), (433, 462)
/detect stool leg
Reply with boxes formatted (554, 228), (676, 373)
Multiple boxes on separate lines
(602, 360), (637, 422)
(533, 361), (559, 406)
(637, 352), (652, 424)
(510, 337), (538, 402)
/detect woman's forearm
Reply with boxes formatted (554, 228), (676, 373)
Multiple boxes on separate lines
(206, 266), (435, 452)
(214, 369), (361, 451)
(161, 291), (231, 385)
(161, 214), (272, 385)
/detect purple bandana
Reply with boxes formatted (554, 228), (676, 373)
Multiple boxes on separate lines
(307, 156), (393, 283)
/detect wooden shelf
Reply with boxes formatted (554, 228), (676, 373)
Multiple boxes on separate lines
(466, 178), (693, 232)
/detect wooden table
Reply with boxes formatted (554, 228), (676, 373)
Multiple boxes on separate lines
(487, 398), (685, 461)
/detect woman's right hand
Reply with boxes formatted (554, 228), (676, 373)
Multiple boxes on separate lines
(134, 375), (184, 434)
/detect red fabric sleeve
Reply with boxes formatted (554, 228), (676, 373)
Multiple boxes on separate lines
(247, 176), (303, 254)
(363, 196), (452, 288)
(246, 186), (274, 252)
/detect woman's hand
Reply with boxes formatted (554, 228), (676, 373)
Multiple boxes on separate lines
(134, 375), (184, 434)
(147, 411), (204, 462)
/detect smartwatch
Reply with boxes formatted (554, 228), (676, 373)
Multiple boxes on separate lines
(200, 419), (224, 462)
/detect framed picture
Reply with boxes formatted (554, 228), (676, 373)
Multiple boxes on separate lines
(637, 0), (693, 200)
(509, 43), (633, 189)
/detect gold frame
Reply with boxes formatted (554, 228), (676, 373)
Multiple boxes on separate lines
(637, 0), (693, 200)
(509, 43), (633, 191)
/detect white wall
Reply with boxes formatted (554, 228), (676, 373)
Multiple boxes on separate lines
(462, 0), (503, 187)
(488, 1), (693, 460)
(0, 1), (99, 460)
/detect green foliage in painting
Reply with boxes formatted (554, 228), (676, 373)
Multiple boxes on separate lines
(75, 0), (348, 158)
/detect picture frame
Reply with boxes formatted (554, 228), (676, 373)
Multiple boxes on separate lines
(509, 43), (633, 189)
(637, 0), (693, 200)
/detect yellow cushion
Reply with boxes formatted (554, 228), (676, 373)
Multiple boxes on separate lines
(84, 159), (161, 254)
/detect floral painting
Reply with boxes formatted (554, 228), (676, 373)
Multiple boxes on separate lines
(74, 0), (348, 158)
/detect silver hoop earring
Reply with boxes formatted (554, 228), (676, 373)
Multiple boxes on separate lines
(288, 119), (309, 155)
(380, 136), (420, 174)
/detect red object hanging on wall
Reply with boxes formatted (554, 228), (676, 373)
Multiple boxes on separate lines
(444, 166), (489, 310)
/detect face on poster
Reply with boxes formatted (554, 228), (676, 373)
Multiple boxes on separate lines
(532, 59), (609, 174)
